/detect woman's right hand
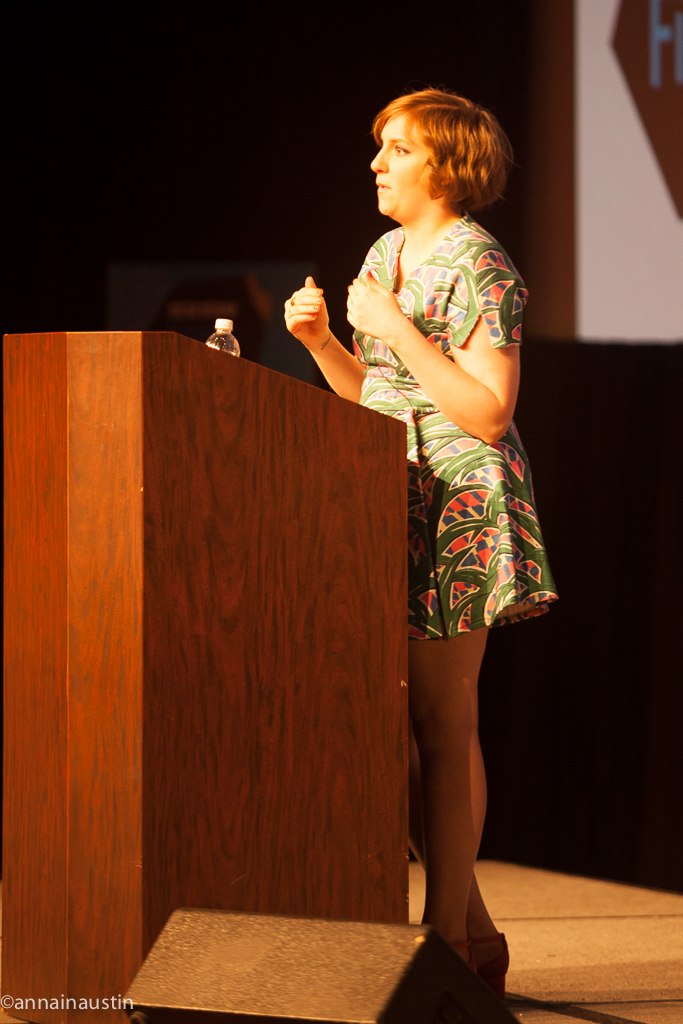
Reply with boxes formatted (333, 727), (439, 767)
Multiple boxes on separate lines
(284, 276), (330, 350)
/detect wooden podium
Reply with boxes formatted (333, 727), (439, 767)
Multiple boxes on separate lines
(3, 332), (408, 1023)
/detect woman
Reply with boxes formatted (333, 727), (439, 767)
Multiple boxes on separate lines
(284, 88), (557, 998)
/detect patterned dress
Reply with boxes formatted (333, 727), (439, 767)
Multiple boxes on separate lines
(353, 214), (558, 639)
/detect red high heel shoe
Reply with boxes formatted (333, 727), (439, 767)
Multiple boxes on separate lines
(448, 939), (476, 971)
(470, 933), (509, 999)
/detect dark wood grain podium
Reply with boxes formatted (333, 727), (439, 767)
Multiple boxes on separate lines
(3, 332), (408, 1023)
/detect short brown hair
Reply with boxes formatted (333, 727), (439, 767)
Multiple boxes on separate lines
(372, 88), (513, 212)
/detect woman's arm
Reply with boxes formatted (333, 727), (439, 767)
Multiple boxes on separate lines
(347, 276), (519, 443)
(285, 277), (364, 403)
(308, 331), (365, 402)
(388, 313), (519, 443)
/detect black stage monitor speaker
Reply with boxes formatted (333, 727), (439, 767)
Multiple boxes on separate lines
(124, 909), (516, 1024)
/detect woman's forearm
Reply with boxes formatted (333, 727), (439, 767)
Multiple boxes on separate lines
(383, 318), (515, 443)
(309, 332), (365, 403)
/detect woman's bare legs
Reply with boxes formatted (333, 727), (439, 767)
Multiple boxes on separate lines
(408, 630), (502, 965)
(410, 763), (500, 948)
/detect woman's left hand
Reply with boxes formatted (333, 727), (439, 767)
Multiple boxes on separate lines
(346, 273), (408, 342)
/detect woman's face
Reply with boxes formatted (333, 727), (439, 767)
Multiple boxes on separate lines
(370, 116), (434, 225)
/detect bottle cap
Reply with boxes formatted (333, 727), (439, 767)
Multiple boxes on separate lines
(215, 318), (233, 331)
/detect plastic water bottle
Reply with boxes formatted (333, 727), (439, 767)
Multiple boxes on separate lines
(205, 318), (241, 356)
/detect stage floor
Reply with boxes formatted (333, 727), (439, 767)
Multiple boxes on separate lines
(1, 861), (681, 1023)
(410, 860), (683, 1023)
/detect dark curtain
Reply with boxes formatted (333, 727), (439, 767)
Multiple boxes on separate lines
(479, 342), (683, 892)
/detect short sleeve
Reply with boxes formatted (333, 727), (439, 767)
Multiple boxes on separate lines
(446, 242), (528, 350)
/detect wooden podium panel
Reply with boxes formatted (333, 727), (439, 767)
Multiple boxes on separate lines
(3, 332), (408, 1023)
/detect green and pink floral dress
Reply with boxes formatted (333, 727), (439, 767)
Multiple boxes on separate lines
(353, 214), (558, 639)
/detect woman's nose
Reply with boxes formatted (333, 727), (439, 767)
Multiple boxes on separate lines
(371, 151), (385, 172)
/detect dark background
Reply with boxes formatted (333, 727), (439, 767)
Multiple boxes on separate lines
(4, 1), (682, 891)
(3, 2), (530, 339)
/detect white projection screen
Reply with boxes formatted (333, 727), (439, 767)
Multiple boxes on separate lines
(576, 0), (683, 341)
